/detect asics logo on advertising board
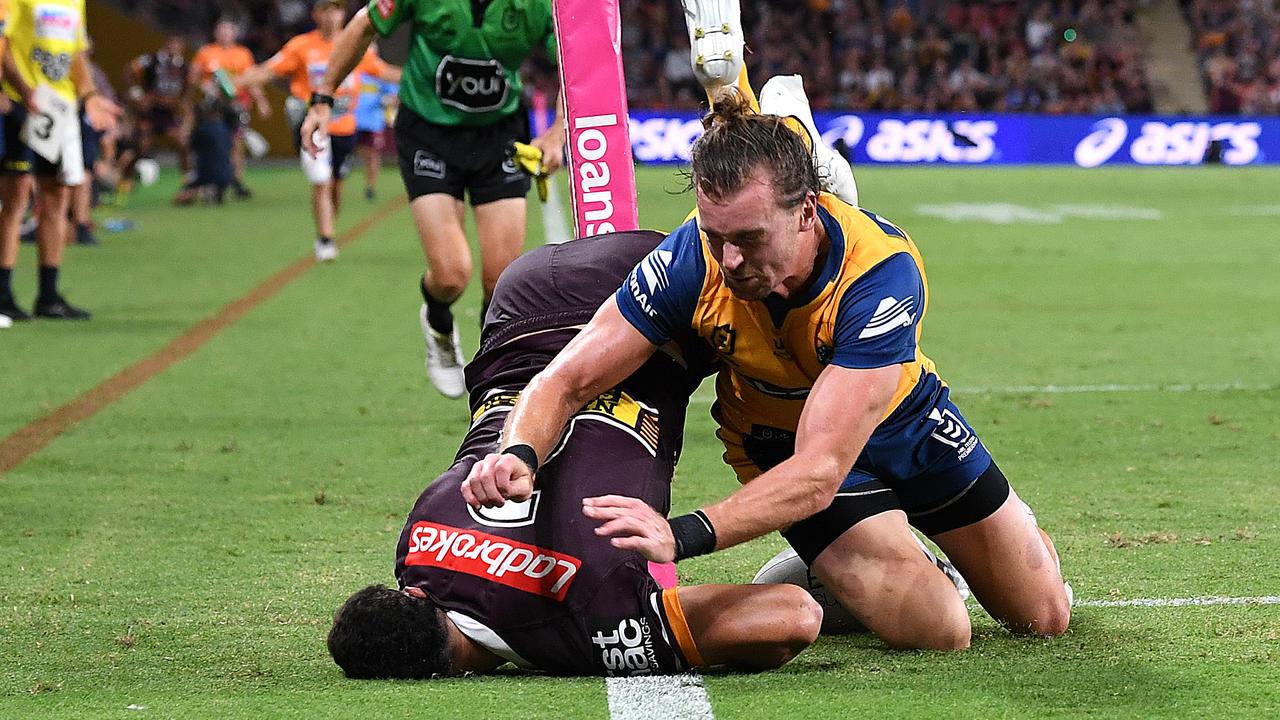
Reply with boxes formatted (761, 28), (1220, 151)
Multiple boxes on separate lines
(858, 296), (915, 339)
(819, 115), (866, 149)
(628, 117), (704, 162)
(404, 521), (580, 601)
(1075, 118), (1262, 166)
(1073, 118), (1129, 168)
(865, 119), (997, 163)
(1130, 121), (1260, 165)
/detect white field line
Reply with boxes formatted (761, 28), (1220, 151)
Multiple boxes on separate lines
(690, 381), (1275, 402)
(1075, 595), (1280, 608)
(541, 181), (572, 245)
(606, 674), (715, 720)
(956, 381), (1277, 395)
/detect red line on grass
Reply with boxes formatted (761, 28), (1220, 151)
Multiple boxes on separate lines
(0, 197), (407, 476)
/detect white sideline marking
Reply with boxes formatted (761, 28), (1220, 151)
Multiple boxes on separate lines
(606, 674), (715, 720)
(1076, 595), (1280, 608)
(541, 181), (572, 245)
(913, 203), (1163, 225)
(691, 381), (1274, 403)
(956, 381), (1276, 395)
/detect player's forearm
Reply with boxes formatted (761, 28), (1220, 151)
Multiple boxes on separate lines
(702, 452), (848, 550)
(318, 8), (375, 95)
(499, 369), (589, 463)
(236, 65), (273, 90)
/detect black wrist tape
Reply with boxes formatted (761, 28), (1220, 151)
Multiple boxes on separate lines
(669, 510), (716, 561)
(501, 444), (539, 474)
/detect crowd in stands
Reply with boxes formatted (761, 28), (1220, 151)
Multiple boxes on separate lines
(109, 0), (1280, 117)
(624, 0), (1153, 113)
(115, 0), (321, 61)
(1185, 0), (1280, 114)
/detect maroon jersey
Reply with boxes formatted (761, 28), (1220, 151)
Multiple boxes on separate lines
(396, 231), (711, 675)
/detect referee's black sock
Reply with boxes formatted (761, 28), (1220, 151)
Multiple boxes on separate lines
(37, 265), (60, 302)
(420, 276), (454, 335)
(0, 266), (12, 297)
(317, 235), (334, 246)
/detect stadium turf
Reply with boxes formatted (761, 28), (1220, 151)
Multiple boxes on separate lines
(1, 164), (1277, 718)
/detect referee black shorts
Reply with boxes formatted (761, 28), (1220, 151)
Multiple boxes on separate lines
(393, 106), (530, 206)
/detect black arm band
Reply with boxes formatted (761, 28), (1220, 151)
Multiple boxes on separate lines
(501, 444), (539, 474)
(669, 510), (717, 561)
(309, 92), (335, 108)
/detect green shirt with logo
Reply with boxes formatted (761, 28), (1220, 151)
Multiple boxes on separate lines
(367, 0), (556, 127)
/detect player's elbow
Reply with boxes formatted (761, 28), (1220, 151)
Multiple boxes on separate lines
(791, 457), (846, 519)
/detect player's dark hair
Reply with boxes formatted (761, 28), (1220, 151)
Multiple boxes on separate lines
(689, 87), (820, 209)
(327, 584), (452, 679)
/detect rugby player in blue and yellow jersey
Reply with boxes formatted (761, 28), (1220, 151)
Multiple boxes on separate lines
(463, 88), (1071, 652)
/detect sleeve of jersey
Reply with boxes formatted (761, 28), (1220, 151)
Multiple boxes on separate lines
(830, 253), (924, 369)
(613, 224), (704, 346)
(264, 45), (295, 77)
(367, 0), (408, 37)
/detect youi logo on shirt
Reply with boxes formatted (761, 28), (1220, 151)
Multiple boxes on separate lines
(436, 55), (508, 112)
(35, 5), (80, 42)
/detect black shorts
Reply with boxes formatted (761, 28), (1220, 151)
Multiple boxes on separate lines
(781, 460), (1012, 565)
(2, 106), (60, 177)
(394, 106), (530, 205)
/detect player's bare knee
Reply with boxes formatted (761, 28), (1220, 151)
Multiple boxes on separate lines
(779, 584), (823, 650)
(1002, 587), (1071, 638)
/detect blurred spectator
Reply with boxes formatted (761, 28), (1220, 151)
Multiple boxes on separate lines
(1186, 0), (1280, 114)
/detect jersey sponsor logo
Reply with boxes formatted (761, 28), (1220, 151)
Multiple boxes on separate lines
(413, 150), (446, 179)
(375, 0), (395, 19)
(436, 55), (509, 113)
(466, 490), (541, 528)
(34, 5), (79, 42)
(590, 617), (660, 676)
(404, 521), (580, 601)
(857, 296), (915, 339)
(30, 47), (72, 83)
(628, 247), (671, 318)
(928, 407), (979, 460)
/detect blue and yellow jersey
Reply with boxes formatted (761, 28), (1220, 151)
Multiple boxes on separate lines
(354, 74), (398, 133)
(616, 193), (949, 484)
(2, 0), (88, 103)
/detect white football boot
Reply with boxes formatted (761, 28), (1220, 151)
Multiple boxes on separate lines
(759, 74), (860, 207)
(420, 304), (466, 399)
(0, 313), (12, 329)
(313, 239), (338, 263)
(681, 0), (744, 90)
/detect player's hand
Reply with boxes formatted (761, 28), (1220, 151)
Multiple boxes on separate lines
(461, 452), (535, 509)
(85, 94), (123, 133)
(529, 128), (564, 176)
(300, 105), (332, 158)
(582, 495), (675, 563)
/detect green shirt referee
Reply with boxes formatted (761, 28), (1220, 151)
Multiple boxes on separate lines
(302, 0), (566, 399)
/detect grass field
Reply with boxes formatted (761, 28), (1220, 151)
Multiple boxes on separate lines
(2, 163), (1278, 719)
